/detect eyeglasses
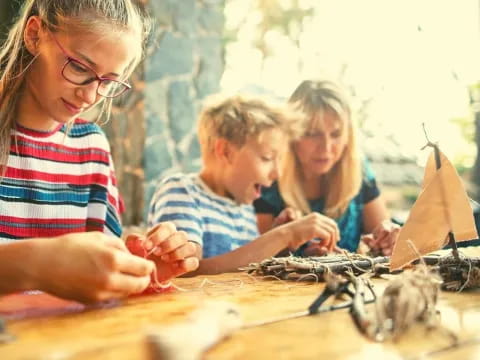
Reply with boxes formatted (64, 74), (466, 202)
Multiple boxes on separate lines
(50, 33), (131, 98)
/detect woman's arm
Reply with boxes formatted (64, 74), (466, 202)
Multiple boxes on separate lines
(362, 196), (390, 233)
(361, 196), (400, 256)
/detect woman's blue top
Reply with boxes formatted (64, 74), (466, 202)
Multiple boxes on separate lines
(254, 163), (380, 252)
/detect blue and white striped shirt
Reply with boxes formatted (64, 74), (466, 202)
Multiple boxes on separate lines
(147, 173), (259, 258)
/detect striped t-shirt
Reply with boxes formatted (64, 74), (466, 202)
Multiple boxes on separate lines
(0, 119), (122, 243)
(148, 173), (259, 258)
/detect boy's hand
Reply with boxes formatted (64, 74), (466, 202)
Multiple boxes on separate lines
(31, 232), (155, 303)
(272, 207), (302, 228)
(361, 220), (401, 256)
(284, 213), (340, 252)
(126, 222), (199, 283)
(302, 241), (342, 257)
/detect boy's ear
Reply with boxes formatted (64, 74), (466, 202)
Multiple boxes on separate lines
(24, 16), (43, 56)
(214, 138), (237, 164)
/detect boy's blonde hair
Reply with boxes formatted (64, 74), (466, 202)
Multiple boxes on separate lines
(0, 0), (152, 175)
(198, 94), (304, 157)
(279, 80), (362, 218)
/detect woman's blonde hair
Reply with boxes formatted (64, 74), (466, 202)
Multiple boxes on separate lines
(279, 80), (362, 218)
(197, 94), (304, 158)
(0, 0), (152, 175)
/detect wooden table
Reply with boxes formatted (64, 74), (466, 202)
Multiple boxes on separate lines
(1, 268), (480, 359)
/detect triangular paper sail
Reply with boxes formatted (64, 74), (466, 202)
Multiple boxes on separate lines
(390, 150), (479, 270)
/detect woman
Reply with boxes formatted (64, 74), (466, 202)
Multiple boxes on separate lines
(254, 80), (399, 256)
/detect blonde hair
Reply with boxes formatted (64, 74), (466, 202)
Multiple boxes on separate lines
(197, 94), (304, 157)
(279, 80), (362, 218)
(0, 0), (152, 175)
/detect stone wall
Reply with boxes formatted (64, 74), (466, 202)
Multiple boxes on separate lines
(105, 0), (225, 225)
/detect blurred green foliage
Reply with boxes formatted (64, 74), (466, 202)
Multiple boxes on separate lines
(0, 0), (22, 44)
(224, 0), (315, 56)
(451, 115), (475, 143)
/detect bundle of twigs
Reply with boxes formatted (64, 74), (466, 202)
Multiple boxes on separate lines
(421, 254), (480, 291)
(243, 254), (390, 281)
(245, 252), (480, 291)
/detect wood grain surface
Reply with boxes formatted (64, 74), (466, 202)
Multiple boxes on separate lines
(2, 249), (480, 359)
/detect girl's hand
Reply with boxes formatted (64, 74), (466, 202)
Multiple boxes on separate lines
(31, 232), (155, 303)
(126, 222), (199, 283)
(284, 212), (340, 252)
(361, 220), (401, 256)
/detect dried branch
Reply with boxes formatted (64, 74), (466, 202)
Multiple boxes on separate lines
(243, 254), (390, 281)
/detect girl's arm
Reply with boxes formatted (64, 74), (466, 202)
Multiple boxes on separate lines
(0, 240), (37, 294)
(0, 233), (155, 303)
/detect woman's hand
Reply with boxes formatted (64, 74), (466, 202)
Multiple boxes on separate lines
(361, 220), (401, 256)
(30, 232), (155, 303)
(126, 222), (199, 283)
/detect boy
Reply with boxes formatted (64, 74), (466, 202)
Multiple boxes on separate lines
(148, 95), (339, 274)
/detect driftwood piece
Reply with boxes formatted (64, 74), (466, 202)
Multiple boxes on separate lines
(243, 255), (390, 281)
(420, 254), (480, 291)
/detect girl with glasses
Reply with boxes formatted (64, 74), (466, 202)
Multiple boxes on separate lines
(0, 0), (198, 303)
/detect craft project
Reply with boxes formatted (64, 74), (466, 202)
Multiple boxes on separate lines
(390, 143), (478, 271)
(389, 132), (480, 291)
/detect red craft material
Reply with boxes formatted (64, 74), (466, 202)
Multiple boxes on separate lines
(125, 237), (173, 295)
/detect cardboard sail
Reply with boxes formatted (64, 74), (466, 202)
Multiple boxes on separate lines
(389, 150), (478, 270)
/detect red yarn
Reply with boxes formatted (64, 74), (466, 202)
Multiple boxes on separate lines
(125, 236), (147, 258)
(125, 237), (173, 295)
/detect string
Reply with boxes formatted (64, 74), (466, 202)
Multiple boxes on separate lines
(197, 277), (245, 289)
(342, 250), (375, 274)
(133, 240), (183, 293)
(457, 253), (473, 292)
(131, 238), (321, 294)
